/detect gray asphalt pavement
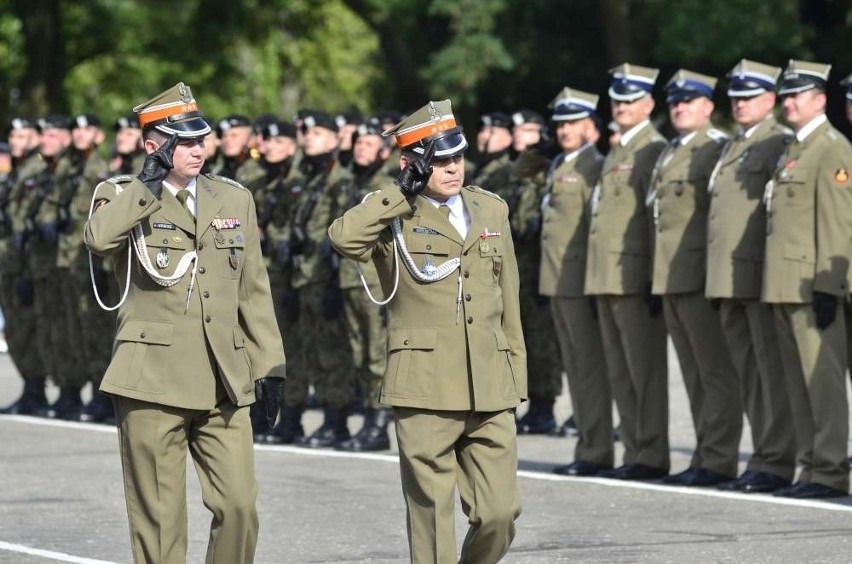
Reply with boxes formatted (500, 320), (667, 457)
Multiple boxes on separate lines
(3, 344), (852, 563)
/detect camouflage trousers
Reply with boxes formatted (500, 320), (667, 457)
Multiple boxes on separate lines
(283, 283), (354, 409)
(342, 286), (387, 408)
(33, 272), (69, 384)
(61, 265), (115, 386)
(0, 271), (47, 379)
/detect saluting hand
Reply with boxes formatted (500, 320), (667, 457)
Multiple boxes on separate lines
(396, 140), (436, 198)
(138, 134), (179, 199)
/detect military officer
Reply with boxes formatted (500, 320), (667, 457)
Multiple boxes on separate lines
(472, 112), (514, 198)
(216, 115), (265, 188)
(110, 115), (145, 175)
(705, 60), (797, 493)
(0, 117), (49, 416)
(540, 88), (613, 476)
(649, 71), (741, 487)
(763, 61), (852, 499)
(329, 98), (526, 564)
(586, 63), (670, 481)
(84, 82), (285, 562)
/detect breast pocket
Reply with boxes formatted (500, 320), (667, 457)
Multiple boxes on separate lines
(144, 232), (190, 276)
(406, 235), (451, 274)
(214, 230), (246, 279)
(777, 167), (811, 208)
(479, 241), (503, 285)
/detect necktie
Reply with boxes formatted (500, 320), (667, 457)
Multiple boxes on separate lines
(439, 204), (451, 219)
(176, 190), (195, 222)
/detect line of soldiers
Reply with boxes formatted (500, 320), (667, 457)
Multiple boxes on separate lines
(2, 59), (851, 482)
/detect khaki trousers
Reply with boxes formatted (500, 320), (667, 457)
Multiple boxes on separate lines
(550, 296), (613, 466)
(720, 299), (796, 480)
(774, 303), (849, 492)
(114, 395), (259, 564)
(394, 408), (520, 564)
(596, 295), (670, 470)
(664, 293), (742, 477)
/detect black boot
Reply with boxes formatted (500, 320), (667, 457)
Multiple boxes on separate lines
(0, 377), (49, 416)
(337, 407), (391, 452)
(250, 402), (272, 443)
(263, 404), (305, 444)
(50, 386), (84, 420)
(79, 392), (116, 424)
(517, 398), (556, 435)
(296, 407), (351, 448)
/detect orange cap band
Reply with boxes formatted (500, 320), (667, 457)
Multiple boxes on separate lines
(395, 117), (457, 148)
(138, 102), (199, 127)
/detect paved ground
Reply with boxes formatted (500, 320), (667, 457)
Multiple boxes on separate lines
(3, 344), (852, 563)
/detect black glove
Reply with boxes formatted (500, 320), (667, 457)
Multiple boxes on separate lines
(322, 281), (344, 320)
(16, 277), (34, 307)
(284, 288), (300, 323)
(644, 283), (662, 318)
(396, 140), (436, 198)
(254, 377), (284, 428)
(812, 291), (838, 330)
(138, 134), (179, 199)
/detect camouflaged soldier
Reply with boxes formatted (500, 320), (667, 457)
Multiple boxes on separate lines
(648, 71), (741, 487)
(110, 115), (146, 175)
(262, 111), (354, 448)
(472, 112), (514, 200)
(375, 110), (404, 180)
(215, 115), (265, 189)
(335, 111), (363, 169)
(763, 61), (852, 499)
(539, 89), (614, 477)
(54, 114), (113, 421)
(0, 117), (50, 416)
(586, 63), (670, 481)
(337, 118), (394, 451)
(706, 60), (797, 494)
(507, 108), (566, 436)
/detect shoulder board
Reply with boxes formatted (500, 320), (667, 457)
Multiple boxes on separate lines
(826, 130), (838, 141)
(706, 128), (729, 143)
(361, 189), (381, 204)
(649, 132), (667, 144)
(105, 174), (134, 186)
(465, 185), (505, 202)
(205, 173), (249, 191)
(778, 125), (794, 136)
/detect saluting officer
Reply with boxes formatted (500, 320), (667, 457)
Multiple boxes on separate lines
(472, 112), (514, 199)
(329, 99), (526, 564)
(706, 60), (797, 493)
(540, 88), (613, 476)
(586, 63), (670, 481)
(763, 61), (852, 499)
(84, 82), (285, 562)
(650, 70), (741, 487)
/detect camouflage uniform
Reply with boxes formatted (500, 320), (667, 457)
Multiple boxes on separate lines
(472, 151), (513, 200)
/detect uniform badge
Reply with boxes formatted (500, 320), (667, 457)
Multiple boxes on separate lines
(211, 217), (242, 230)
(173, 236), (183, 244)
(493, 261), (502, 278)
(229, 248), (239, 270)
(413, 227), (439, 235)
(214, 232), (226, 245)
(479, 240), (490, 253)
(421, 254), (437, 276)
(156, 248), (169, 269)
(153, 222), (175, 230)
(835, 169), (849, 185)
(480, 228), (501, 240)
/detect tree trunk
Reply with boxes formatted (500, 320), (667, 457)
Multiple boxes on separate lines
(599, 0), (632, 66)
(10, 0), (66, 116)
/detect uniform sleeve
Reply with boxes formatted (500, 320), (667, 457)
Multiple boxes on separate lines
(813, 142), (852, 296)
(237, 191), (287, 380)
(498, 200), (528, 400)
(327, 182), (412, 262)
(83, 178), (160, 255)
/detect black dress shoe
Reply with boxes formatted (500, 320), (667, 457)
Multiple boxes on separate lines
(553, 460), (612, 477)
(774, 482), (847, 499)
(598, 464), (628, 478)
(336, 408), (391, 452)
(662, 467), (698, 485)
(741, 472), (792, 494)
(683, 468), (733, 487)
(772, 481), (805, 497)
(717, 470), (759, 491)
(615, 463), (668, 481)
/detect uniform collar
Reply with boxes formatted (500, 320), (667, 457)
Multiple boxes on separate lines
(561, 142), (593, 165)
(620, 120), (650, 147)
(676, 130), (699, 147)
(163, 178), (198, 215)
(795, 113), (827, 142)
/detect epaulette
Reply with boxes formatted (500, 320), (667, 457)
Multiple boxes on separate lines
(104, 174), (134, 186)
(778, 125), (794, 136)
(205, 173), (250, 192)
(706, 128), (729, 143)
(466, 185), (505, 202)
(650, 132), (667, 144)
(826, 130), (838, 141)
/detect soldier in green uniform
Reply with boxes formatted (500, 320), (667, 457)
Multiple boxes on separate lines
(507, 109), (566, 436)
(763, 61), (852, 499)
(329, 98), (526, 564)
(54, 114), (112, 421)
(0, 118), (49, 416)
(200, 118), (222, 175)
(335, 111), (363, 168)
(337, 118), (393, 451)
(84, 83), (285, 563)
(586, 63), (670, 481)
(472, 112), (513, 199)
(264, 111), (354, 448)
(375, 110), (404, 180)
(215, 115), (265, 189)
(706, 60), (797, 493)
(110, 115), (145, 175)
(541, 89), (614, 476)
(649, 71), (741, 487)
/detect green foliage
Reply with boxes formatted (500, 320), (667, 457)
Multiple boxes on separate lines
(0, 2), (25, 108)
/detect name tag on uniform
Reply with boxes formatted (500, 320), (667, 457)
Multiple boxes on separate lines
(413, 227), (439, 235)
(153, 222), (176, 230)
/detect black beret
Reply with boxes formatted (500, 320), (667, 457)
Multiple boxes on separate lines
(37, 114), (71, 132)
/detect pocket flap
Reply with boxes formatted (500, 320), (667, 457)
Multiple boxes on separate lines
(145, 233), (189, 250)
(388, 327), (438, 351)
(214, 231), (247, 249)
(778, 167), (810, 184)
(116, 320), (174, 345)
(407, 235), (449, 255)
(783, 244), (815, 263)
(494, 329), (511, 351)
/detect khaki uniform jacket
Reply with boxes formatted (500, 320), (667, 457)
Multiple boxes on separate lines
(84, 174), (286, 410)
(585, 124), (667, 295)
(338, 173), (390, 290)
(705, 118), (792, 299)
(539, 144), (604, 297)
(328, 183), (527, 412)
(762, 120), (852, 303)
(650, 125), (727, 294)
